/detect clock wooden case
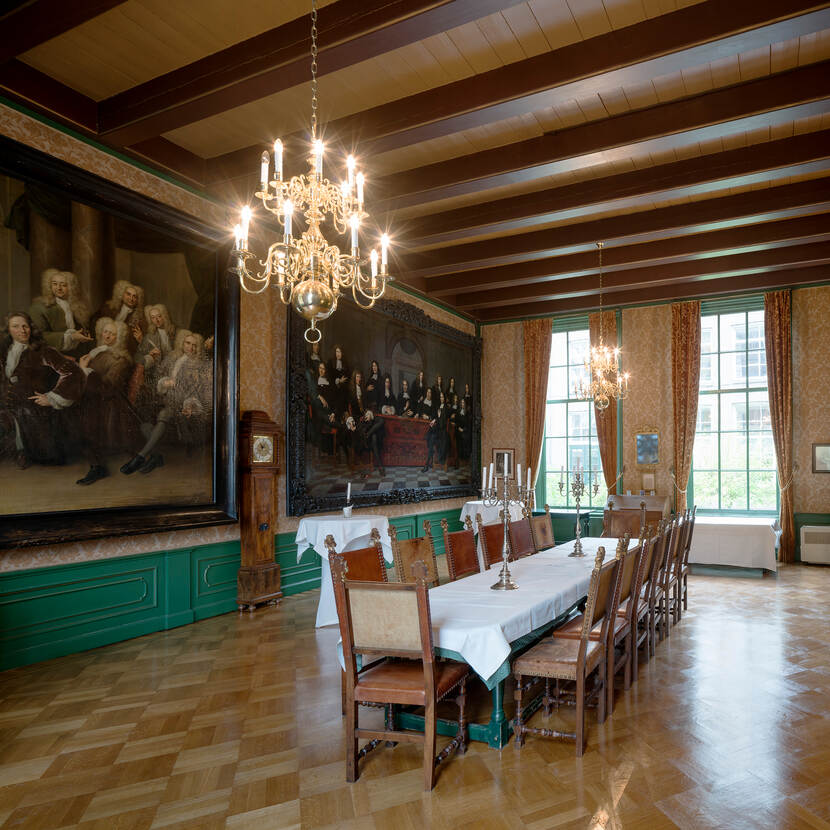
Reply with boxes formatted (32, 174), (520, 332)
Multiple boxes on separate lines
(237, 410), (283, 611)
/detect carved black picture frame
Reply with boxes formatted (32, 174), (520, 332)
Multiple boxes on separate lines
(286, 295), (481, 516)
(0, 135), (239, 549)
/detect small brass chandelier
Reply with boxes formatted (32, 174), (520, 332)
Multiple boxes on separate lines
(230, 0), (391, 343)
(575, 242), (630, 410)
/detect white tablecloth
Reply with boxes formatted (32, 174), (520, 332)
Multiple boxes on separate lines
(296, 514), (393, 627)
(688, 516), (778, 571)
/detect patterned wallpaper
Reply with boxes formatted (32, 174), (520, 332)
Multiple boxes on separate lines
(621, 305), (675, 503)
(481, 323), (526, 472)
(792, 285), (830, 514)
(0, 106), (474, 572)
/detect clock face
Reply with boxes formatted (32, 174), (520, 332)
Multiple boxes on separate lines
(252, 434), (274, 464)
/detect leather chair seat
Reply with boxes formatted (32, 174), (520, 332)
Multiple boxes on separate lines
(354, 659), (469, 706)
(513, 636), (603, 680)
(553, 613), (628, 641)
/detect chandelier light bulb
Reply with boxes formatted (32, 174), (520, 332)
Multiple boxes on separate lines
(370, 249), (378, 278)
(283, 200), (293, 241)
(381, 233), (389, 268)
(240, 206), (251, 248)
(347, 154), (356, 187)
(274, 138), (283, 180)
(350, 213), (359, 252)
(260, 151), (269, 187)
(313, 139), (323, 178)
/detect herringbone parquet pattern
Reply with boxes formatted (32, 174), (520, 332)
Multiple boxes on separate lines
(1, 564), (829, 829)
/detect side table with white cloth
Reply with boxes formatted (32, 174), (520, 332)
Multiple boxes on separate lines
(296, 514), (393, 627)
(688, 516), (779, 572)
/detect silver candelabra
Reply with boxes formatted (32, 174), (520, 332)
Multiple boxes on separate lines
(482, 475), (533, 590)
(558, 469), (599, 557)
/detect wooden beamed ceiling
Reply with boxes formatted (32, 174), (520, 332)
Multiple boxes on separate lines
(1, 0), (829, 322)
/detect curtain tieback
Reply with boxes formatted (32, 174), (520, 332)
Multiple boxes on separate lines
(610, 466), (626, 489)
(777, 464), (798, 493)
(669, 467), (687, 495)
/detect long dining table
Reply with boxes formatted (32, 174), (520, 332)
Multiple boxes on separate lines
(396, 535), (637, 748)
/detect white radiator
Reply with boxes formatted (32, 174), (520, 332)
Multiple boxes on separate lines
(801, 525), (830, 564)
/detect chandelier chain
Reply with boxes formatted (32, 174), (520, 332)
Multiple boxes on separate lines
(310, 0), (319, 140)
(597, 241), (604, 343)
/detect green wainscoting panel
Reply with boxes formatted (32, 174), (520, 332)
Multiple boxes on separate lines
(190, 542), (241, 621)
(389, 516), (418, 541)
(794, 512), (830, 562)
(279, 533), (323, 596)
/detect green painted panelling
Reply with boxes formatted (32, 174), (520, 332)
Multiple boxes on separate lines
(389, 516), (417, 540)
(190, 542), (241, 621)
(794, 512), (830, 563)
(278, 535), (322, 596)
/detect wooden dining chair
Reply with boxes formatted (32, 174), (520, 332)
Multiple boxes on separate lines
(325, 529), (388, 715)
(646, 520), (671, 655)
(507, 511), (535, 560)
(630, 527), (658, 674)
(679, 506), (697, 612)
(528, 504), (556, 552)
(331, 556), (470, 790)
(512, 546), (619, 756)
(554, 533), (634, 716)
(325, 528), (386, 582)
(388, 523), (439, 586)
(441, 517), (480, 581)
(476, 513), (507, 570)
(655, 516), (682, 641)
(621, 530), (652, 685)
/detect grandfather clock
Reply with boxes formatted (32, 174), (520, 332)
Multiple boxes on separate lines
(237, 410), (283, 611)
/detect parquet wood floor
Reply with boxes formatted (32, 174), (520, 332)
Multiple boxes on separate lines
(1, 564), (829, 829)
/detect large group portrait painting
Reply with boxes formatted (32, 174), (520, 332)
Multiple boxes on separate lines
(0, 138), (237, 547)
(288, 296), (481, 515)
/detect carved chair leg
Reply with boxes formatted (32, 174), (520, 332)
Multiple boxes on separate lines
(423, 699), (437, 791)
(543, 678), (552, 716)
(606, 643), (615, 717)
(346, 700), (359, 783)
(575, 670), (586, 757)
(596, 658), (607, 725)
(513, 673), (525, 747)
(624, 633), (632, 690)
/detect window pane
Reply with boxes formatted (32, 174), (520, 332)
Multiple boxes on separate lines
(749, 432), (776, 470)
(545, 437), (566, 471)
(547, 367), (568, 400)
(694, 471), (719, 509)
(545, 403), (566, 437)
(750, 471), (776, 511)
(696, 396), (718, 432)
(721, 392), (746, 431)
(721, 432), (747, 469)
(699, 353), (717, 390)
(720, 351), (747, 389)
(550, 331), (567, 365)
(747, 390), (770, 430)
(569, 363), (589, 397)
(568, 402), (590, 436)
(569, 444), (590, 471)
(693, 432), (717, 469)
(721, 471), (748, 510)
(545, 474), (563, 507)
(568, 330), (589, 365)
(701, 316), (718, 353)
(589, 441), (601, 471)
(720, 312), (745, 352)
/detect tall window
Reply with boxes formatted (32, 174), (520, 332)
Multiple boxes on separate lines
(691, 309), (777, 513)
(540, 328), (608, 509)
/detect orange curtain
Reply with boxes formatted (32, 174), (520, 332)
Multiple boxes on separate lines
(764, 290), (794, 563)
(523, 319), (552, 487)
(671, 302), (701, 513)
(588, 310), (618, 494)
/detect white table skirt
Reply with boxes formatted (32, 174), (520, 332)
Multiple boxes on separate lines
(296, 514), (393, 627)
(688, 516), (778, 571)
(428, 537), (633, 685)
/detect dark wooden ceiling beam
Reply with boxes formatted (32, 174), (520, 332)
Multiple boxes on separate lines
(206, 1), (830, 184)
(97, 0), (524, 146)
(404, 130), (830, 247)
(376, 61), (830, 212)
(0, 0), (127, 65)
(426, 214), (830, 298)
(460, 241), (830, 310)
(473, 265), (830, 320)
(0, 59), (97, 130)
(129, 138), (207, 187)
(404, 178), (830, 278)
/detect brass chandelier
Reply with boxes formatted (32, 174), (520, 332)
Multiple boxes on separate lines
(575, 242), (630, 410)
(231, 0), (391, 343)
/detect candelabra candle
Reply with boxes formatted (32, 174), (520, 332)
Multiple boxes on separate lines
(558, 469), (600, 557)
(482, 468), (534, 590)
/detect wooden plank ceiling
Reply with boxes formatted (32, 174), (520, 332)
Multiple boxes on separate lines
(2, 0), (829, 321)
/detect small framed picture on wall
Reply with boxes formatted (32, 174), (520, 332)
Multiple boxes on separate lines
(493, 448), (515, 479)
(813, 443), (830, 473)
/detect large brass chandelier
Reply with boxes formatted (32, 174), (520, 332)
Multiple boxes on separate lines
(230, 0), (391, 343)
(575, 242), (630, 410)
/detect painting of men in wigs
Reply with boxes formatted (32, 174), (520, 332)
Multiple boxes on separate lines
(0, 150), (234, 544)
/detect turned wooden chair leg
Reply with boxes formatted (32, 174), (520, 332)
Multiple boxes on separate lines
(513, 673), (525, 747)
(596, 659), (607, 725)
(606, 644), (615, 717)
(576, 671), (586, 756)
(544, 678), (552, 716)
(346, 699), (359, 783)
(624, 633), (632, 690)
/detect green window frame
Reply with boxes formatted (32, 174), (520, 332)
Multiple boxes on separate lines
(535, 316), (608, 510)
(688, 298), (778, 516)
